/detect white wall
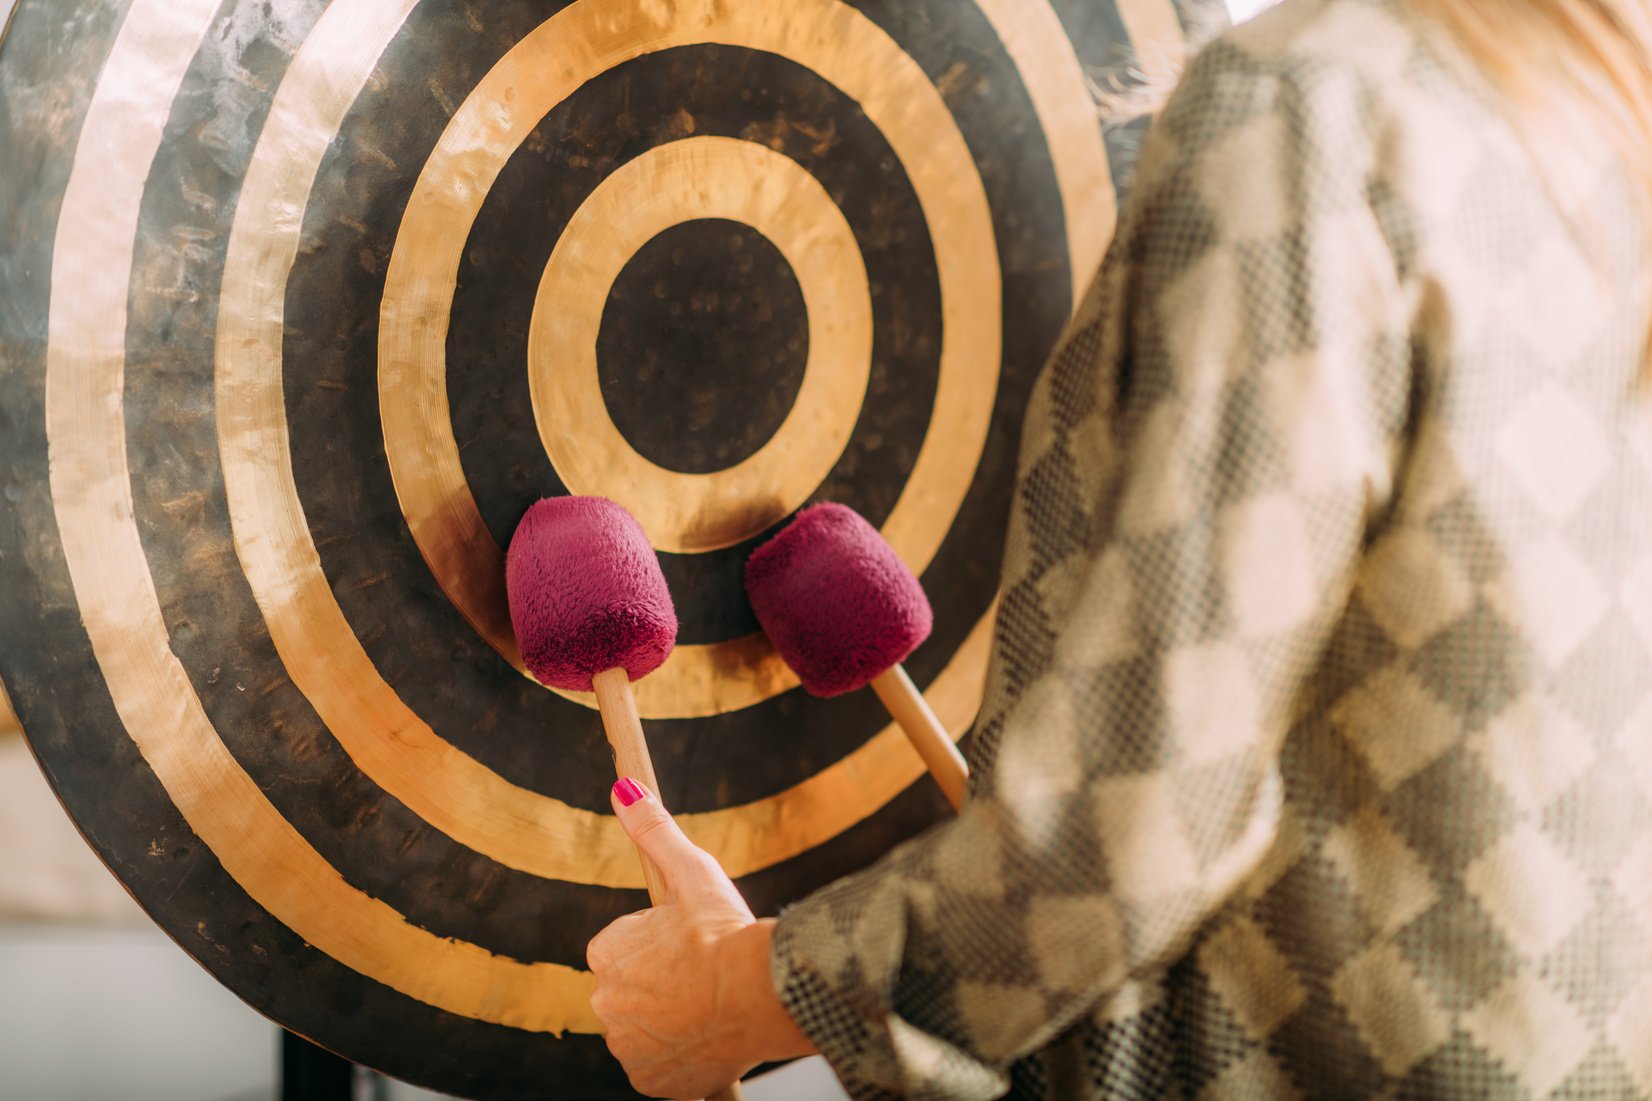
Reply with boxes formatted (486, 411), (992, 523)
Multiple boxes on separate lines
(0, 924), (275, 1101)
(1226, 0), (1284, 22)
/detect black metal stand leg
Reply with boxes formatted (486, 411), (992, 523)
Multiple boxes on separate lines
(281, 1029), (356, 1101)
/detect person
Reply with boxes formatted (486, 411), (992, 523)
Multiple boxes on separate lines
(587, 0), (1652, 1094)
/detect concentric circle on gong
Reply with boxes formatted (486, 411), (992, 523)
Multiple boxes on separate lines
(528, 134), (874, 555)
(0, 0), (1206, 1092)
(377, 0), (1006, 720)
(212, 0), (1011, 896)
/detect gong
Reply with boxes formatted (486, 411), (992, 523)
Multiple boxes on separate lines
(0, 0), (1213, 1096)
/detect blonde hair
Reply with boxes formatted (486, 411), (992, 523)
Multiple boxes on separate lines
(1096, 0), (1652, 368)
(1411, 0), (1652, 373)
(1407, 0), (1652, 191)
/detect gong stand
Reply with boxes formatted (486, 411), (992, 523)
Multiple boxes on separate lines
(282, 1032), (365, 1101)
(0, 0), (1208, 1096)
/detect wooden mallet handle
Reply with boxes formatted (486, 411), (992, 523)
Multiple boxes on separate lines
(590, 667), (747, 1101)
(592, 667), (669, 899)
(869, 665), (969, 811)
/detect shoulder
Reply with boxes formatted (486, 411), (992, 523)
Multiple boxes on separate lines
(1156, 0), (1422, 156)
(1125, 0), (1413, 241)
(1155, 0), (1499, 157)
(1199, 0), (1431, 90)
(1135, 0), (1496, 239)
(1222, 0), (1417, 65)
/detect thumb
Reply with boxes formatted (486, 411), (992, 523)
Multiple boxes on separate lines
(612, 777), (704, 889)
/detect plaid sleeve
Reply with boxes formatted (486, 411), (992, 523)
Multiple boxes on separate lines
(770, 36), (1415, 1101)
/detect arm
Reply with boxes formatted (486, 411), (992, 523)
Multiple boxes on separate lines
(769, 38), (1414, 1100)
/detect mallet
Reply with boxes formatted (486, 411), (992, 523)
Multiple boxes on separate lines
(506, 495), (744, 1101)
(744, 503), (969, 810)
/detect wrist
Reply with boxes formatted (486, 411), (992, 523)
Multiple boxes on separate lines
(713, 918), (818, 1065)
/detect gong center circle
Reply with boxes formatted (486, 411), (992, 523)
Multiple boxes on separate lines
(596, 218), (808, 475)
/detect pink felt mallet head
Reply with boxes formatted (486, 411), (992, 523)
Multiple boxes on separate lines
(505, 496), (677, 691)
(744, 502), (932, 697)
(744, 502), (966, 809)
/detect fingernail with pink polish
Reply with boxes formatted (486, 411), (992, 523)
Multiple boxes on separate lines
(613, 777), (646, 807)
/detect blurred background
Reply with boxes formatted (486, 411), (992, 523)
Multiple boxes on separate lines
(0, 0), (1274, 1096)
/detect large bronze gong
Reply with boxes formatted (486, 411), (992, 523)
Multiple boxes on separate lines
(0, 0), (1213, 1096)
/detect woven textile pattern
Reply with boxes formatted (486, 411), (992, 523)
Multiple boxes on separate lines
(770, 0), (1652, 1097)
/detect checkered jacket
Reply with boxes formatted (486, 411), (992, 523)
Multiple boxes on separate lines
(770, 0), (1652, 1097)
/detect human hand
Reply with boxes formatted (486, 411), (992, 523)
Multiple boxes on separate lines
(588, 777), (816, 1099)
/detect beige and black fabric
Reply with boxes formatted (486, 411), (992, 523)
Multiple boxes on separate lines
(771, 0), (1652, 1096)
